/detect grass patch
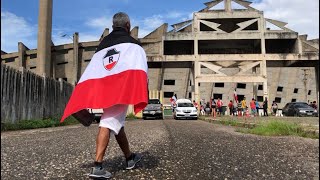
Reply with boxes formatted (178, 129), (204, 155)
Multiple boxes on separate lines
(238, 120), (319, 139)
(1, 116), (79, 132)
(126, 113), (140, 120)
(219, 119), (240, 126)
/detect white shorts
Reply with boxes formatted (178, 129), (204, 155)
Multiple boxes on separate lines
(99, 104), (128, 135)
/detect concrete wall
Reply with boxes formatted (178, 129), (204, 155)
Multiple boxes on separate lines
(156, 67), (317, 108)
(1, 64), (73, 123)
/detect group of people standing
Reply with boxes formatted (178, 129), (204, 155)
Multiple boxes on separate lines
(200, 96), (271, 118)
(199, 98), (224, 118)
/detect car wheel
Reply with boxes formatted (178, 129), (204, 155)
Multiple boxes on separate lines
(194, 117), (198, 120)
(143, 116), (146, 120)
(159, 115), (164, 120)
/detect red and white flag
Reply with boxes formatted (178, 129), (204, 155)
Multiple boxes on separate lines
(60, 43), (148, 122)
(233, 89), (238, 103)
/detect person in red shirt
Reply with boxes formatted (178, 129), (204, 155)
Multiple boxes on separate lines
(250, 98), (256, 117)
(216, 98), (223, 117)
(228, 100), (234, 116)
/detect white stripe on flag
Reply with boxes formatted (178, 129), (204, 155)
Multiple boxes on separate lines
(78, 43), (148, 84)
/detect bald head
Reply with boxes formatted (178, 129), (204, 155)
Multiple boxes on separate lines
(112, 12), (131, 32)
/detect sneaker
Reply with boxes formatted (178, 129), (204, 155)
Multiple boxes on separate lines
(126, 153), (142, 170)
(88, 166), (112, 179)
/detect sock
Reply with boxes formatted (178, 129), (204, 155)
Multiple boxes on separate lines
(126, 153), (134, 161)
(94, 161), (103, 168)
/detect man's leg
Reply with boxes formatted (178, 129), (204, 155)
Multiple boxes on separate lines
(115, 127), (142, 170)
(115, 127), (131, 159)
(95, 127), (111, 162)
(89, 127), (112, 179)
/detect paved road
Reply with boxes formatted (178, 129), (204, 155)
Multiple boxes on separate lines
(1, 119), (319, 180)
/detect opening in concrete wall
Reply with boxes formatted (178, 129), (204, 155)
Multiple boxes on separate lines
(237, 95), (245, 101)
(3, 58), (15, 63)
(257, 96), (263, 102)
(164, 80), (175, 85)
(198, 39), (261, 54)
(214, 83), (224, 87)
(265, 39), (296, 53)
(29, 54), (37, 59)
(277, 86), (283, 92)
(200, 18), (258, 32)
(200, 23), (217, 31)
(275, 97), (282, 103)
(213, 93), (223, 99)
(164, 40), (194, 55)
(237, 83), (246, 89)
(291, 99), (297, 102)
(164, 92), (174, 98)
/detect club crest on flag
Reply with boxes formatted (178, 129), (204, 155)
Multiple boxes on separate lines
(103, 48), (120, 71)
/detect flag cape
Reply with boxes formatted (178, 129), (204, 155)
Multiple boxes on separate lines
(60, 42), (148, 122)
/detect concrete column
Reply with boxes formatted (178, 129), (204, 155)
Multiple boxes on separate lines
(295, 38), (303, 54)
(261, 60), (268, 101)
(153, 90), (158, 99)
(73, 32), (79, 84)
(194, 61), (200, 114)
(315, 66), (319, 112)
(99, 28), (109, 41)
(259, 16), (266, 54)
(159, 90), (163, 104)
(225, 0), (232, 12)
(37, 0), (53, 77)
(252, 67), (258, 100)
(193, 13), (199, 56)
(130, 27), (139, 40)
(18, 42), (28, 68)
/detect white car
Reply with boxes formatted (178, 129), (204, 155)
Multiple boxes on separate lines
(173, 99), (198, 120)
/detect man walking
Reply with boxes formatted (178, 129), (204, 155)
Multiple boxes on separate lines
(61, 12), (148, 179)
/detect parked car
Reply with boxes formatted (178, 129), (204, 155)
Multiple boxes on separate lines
(282, 102), (318, 117)
(142, 99), (163, 120)
(88, 108), (103, 123)
(174, 99), (198, 120)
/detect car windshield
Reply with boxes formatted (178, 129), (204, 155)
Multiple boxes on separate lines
(294, 104), (310, 108)
(178, 103), (194, 107)
(148, 99), (160, 104)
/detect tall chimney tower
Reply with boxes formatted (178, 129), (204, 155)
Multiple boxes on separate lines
(37, 0), (53, 76)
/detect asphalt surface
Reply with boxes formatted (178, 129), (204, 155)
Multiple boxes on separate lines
(1, 119), (319, 180)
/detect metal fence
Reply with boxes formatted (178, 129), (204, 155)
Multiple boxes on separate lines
(1, 64), (74, 123)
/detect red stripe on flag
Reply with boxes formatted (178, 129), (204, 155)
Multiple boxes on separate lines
(60, 70), (148, 122)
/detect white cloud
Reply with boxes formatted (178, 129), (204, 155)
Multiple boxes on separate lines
(143, 15), (164, 30)
(85, 16), (113, 30)
(167, 11), (184, 19)
(79, 33), (100, 42)
(252, 0), (319, 39)
(1, 11), (37, 52)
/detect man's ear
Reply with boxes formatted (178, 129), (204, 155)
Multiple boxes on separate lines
(126, 22), (131, 32)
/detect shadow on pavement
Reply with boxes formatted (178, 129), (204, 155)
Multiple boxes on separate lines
(80, 151), (160, 173)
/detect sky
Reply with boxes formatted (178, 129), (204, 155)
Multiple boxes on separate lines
(1, 0), (319, 53)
